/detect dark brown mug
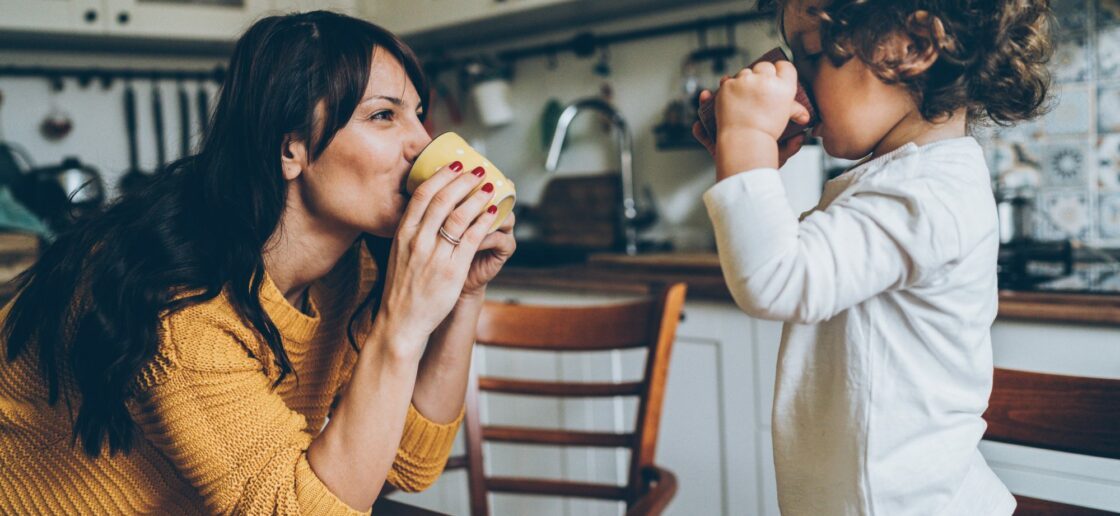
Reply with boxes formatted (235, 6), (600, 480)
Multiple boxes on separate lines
(697, 47), (819, 144)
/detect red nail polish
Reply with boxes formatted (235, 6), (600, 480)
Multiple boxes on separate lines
(449, 161), (463, 172)
(481, 182), (494, 193)
(487, 205), (498, 214)
(471, 166), (486, 177)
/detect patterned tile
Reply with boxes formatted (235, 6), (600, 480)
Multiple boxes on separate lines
(1053, 31), (1091, 83)
(1101, 0), (1120, 26)
(1042, 139), (1092, 187)
(1042, 84), (1092, 135)
(1099, 84), (1120, 133)
(1036, 189), (1092, 241)
(1055, 0), (1091, 31)
(1098, 25), (1120, 80)
(989, 139), (1045, 190)
(1098, 133), (1120, 190)
(1100, 192), (1120, 238)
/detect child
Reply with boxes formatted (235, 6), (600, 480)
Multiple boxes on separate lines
(693, 0), (1053, 514)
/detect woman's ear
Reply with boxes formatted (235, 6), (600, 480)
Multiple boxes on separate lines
(892, 10), (945, 78)
(280, 134), (308, 181)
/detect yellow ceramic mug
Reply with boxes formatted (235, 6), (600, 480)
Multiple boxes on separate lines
(407, 132), (516, 233)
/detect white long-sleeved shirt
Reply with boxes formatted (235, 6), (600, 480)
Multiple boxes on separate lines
(703, 138), (1014, 515)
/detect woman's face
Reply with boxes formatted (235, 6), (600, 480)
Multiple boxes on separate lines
(783, 1), (914, 160)
(297, 49), (430, 239)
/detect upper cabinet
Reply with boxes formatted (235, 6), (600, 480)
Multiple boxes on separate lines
(0, 0), (355, 42)
(102, 0), (273, 40)
(364, 0), (573, 36)
(0, 0), (107, 34)
(363, 0), (742, 51)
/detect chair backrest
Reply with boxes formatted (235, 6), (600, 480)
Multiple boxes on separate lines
(982, 368), (1120, 515)
(449, 282), (687, 516)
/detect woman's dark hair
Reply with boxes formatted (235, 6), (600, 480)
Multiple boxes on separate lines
(763, 0), (1054, 125)
(3, 11), (428, 457)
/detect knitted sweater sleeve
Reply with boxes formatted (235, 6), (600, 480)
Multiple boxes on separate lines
(131, 315), (460, 515)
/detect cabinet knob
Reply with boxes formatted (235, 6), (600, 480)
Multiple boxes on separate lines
(117, 11), (130, 25)
(679, 311), (687, 322)
(83, 9), (98, 23)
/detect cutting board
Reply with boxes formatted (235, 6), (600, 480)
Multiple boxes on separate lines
(535, 174), (621, 249)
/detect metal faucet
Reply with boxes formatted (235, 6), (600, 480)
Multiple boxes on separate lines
(545, 97), (652, 255)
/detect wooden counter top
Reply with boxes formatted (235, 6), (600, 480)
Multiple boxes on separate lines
(494, 252), (1120, 327)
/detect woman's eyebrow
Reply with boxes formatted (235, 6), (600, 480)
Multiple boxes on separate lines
(362, 95), (404, 106)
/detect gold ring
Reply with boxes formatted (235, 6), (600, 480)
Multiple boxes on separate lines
(438, 227), (461, 246)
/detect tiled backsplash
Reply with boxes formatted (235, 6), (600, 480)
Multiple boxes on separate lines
(980, 0), (1120, 246)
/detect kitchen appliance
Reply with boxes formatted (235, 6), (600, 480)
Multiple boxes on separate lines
(13, 156), (104, 230)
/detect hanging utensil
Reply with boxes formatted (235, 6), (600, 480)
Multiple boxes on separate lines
(118, 80), (149, 194)
(196, 81), (210, 139)
(150, 78), (167, 173)
(39, 77), (73, 142)
(177, 80), (191, 159)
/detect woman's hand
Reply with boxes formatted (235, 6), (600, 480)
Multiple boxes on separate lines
(460, 212), (516, 300)
(374, 162), (500, 360)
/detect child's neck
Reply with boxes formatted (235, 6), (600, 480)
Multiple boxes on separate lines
(870, 108), (967, 160)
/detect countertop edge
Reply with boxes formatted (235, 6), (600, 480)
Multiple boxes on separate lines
(495, 264), (1120, 327)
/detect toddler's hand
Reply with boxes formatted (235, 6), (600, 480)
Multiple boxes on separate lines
(714, 61), (811, 179)
(694, 88), (808, 170)
(717, 61), (809, 139)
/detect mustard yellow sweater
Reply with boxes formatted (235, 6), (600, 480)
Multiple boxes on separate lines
(0, 245), (461, 514)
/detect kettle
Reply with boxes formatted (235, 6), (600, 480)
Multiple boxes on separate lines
(14, 156), (104, 230)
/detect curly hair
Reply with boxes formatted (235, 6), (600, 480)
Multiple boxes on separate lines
(760, 0), (1054, 126)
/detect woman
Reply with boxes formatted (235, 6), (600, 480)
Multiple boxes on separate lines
(0, 11), (514, 514)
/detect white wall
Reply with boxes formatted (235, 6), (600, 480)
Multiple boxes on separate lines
(0, 50), (225, 198)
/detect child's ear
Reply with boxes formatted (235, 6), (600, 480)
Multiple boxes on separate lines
(890, 10), (946, 78)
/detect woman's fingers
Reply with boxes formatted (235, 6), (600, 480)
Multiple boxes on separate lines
(415, 165), (487, 244)
(439, 180), (496, 246)
(455, 205), (500, 257)
(399, 161), (465, 232)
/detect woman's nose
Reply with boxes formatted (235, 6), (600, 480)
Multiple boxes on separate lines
(406, 122), (432, 162)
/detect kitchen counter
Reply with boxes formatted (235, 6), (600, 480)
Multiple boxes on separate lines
(493, 252), (1120, 327)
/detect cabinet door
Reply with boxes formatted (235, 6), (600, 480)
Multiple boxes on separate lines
(271, 0), (355, 15)
(103, 0), (272, 40)
(658, 302), (760, 516)
(363, 0), (572, 36)
(0, 0), (105, 33)
(984, 321), (1120, 513)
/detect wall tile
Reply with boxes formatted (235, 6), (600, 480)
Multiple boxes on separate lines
(1100, 0), (1120, 26)
(1035, 189), (1092, 241)
(1099, 192), (1120, 238)
(1043, 84), (1093, 135)
(1056, 0), (1091, 31)
(1042, 138), (1093, 187)
(1098, 24), (1120, 79)
(1053, 31), (1092, 83)
(1098, 133), (1120, 189)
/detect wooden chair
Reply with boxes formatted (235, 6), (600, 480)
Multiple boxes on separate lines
(983, 368), (1120, 515)
(443, 282), (688, 516)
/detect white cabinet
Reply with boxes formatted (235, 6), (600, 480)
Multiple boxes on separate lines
(272, 0), (356, 15)
(102, 0), (272, 40)
(0, 0), (282, 41)
(364, 0), (572, 36)
(984, 320), (1120, 513)
(0, 0), (105, 34)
